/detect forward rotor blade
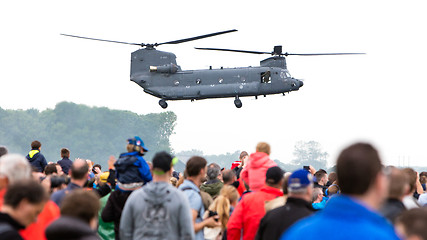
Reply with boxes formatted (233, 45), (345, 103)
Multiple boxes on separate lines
(195, 47), (271, 55)
(60, 34), (143, 46)
(157, 29), (237, 46)
(284, 52), (366, 56)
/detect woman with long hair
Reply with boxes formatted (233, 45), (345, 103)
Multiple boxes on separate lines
(204, 185), (239, 240)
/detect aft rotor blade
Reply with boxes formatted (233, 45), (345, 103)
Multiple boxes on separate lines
(60, 34), (143, 46)
(157, 29), (237, 46)
(284, 52), (366, 56)
(195, 47), (271, 55)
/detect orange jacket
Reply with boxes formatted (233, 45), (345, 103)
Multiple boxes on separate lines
(19, 200), (60, 240)
(227, 185), (283, 240)
(0, 188), (60, 240)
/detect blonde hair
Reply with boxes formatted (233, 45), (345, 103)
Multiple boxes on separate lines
(208, 185), (239, 229)
(256, 142), (271, 155)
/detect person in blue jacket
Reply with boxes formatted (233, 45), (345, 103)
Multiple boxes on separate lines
(25, 140), (47, 172)
(281, 143), (400, 240)
(114, 136), (152, 191)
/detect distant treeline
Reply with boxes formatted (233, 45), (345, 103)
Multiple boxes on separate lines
(0, 102), (176, 168)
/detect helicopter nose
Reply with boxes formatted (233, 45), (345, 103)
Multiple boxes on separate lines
(299, 80), (304, 88)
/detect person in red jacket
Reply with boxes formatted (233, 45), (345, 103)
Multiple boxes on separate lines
(227, 166), (285, 240)
(240, 142), (277, 192)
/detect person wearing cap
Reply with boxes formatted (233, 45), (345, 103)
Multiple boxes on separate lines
(120, 151), (195, 240)
(227, 166), (284, 240)
(97, 172), (115, 240)
(256, 169), (315, 240)
(114, 136), (152, 191)
(281, 143), (400, 240)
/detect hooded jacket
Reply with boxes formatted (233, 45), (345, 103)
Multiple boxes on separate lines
(240, 152), (277, 192)
(26, 150), (47, 173)
(120, 181), (195, 240)
(200, 179), (224, 199)
(227, 185), (283, 240)
(114, 152), (152, 186)
(281, 195), (400, 240)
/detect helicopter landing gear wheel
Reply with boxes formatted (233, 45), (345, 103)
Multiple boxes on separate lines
(159, 99), (168, 109)
(234, 97), (242, 108)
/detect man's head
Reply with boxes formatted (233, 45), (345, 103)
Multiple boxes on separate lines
(0, 146), (8, 157)
(314, 170), (328, 186)
(127, 136), (148, 154)
(336, 143), (383, 195)
(0, 154), (32, 188)
(185, 156), (207, 178)
(256, 142), (271, 155)
(328, 172), (337, 184)
(336, 143), (389, 209)
(402, 168), (417, 194)
(206, 163), (221, 181)
(70, 158), (89, 180)
(395, 208), (427, 240)
(222, 169), (236, 185)
(3, 179), (48, 227)
(44, 163), (58, 175)
(387, 166), (409, 200)
(312, 187), (323, 203)
(288, 169), (314, 202)
(60, 148), (70, 158)
(265, 166), (284, 188)
(31, 140), (41, 150)
(60, 189), (100, 230)
(152, 151), (176, 177)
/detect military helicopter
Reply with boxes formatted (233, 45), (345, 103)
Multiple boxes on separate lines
(61, 30), (364, 108)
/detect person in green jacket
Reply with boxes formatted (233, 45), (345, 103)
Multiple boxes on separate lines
(201, 163), (224, 199)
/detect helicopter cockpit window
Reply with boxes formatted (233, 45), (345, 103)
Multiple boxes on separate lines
(261, 71), (271, 83)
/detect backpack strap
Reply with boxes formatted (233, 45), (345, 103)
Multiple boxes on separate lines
(181, 187), (202, 218)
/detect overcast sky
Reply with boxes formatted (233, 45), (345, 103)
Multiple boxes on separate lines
(1, 0), (426, 167)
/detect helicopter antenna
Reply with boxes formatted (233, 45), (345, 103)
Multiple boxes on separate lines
(61, 29), (238, 48)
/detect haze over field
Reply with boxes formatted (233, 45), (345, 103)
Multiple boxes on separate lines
(1, 0), (427, 167)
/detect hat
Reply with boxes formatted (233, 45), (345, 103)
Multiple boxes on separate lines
(152, 151), (178, 175)
(128, 136), (148, 152)
(100, 172), (109, 183)
(266, 166), (285, 185)
(288, 169), (313, 192)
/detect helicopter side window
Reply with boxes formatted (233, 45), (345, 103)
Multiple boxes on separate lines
(261, 71), (271, 83)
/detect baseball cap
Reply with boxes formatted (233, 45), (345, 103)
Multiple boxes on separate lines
(266, 166), (285, 185)
(128, 136), (148, 152)
(288, 169), (313, 192)
(152, 151), (178, 175)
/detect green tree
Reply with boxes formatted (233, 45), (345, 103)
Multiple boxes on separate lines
(0, 102), (177, 169)
(292, 140), (328, 170)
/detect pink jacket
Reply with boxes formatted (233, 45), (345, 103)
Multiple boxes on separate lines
(240, 152), (277, 192)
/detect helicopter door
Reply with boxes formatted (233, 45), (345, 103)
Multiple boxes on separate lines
(259, 70), (272, 94)
(261, 71), (271, 83)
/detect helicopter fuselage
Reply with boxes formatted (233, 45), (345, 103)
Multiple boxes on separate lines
(130, 48), (303, 103)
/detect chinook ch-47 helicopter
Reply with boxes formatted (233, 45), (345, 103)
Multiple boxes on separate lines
(61, 30), (364, 108)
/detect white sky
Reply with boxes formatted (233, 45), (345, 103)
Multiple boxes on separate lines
(1, 0), (427, 167)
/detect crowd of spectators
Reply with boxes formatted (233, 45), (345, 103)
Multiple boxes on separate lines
(0, 138), (427, 240)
